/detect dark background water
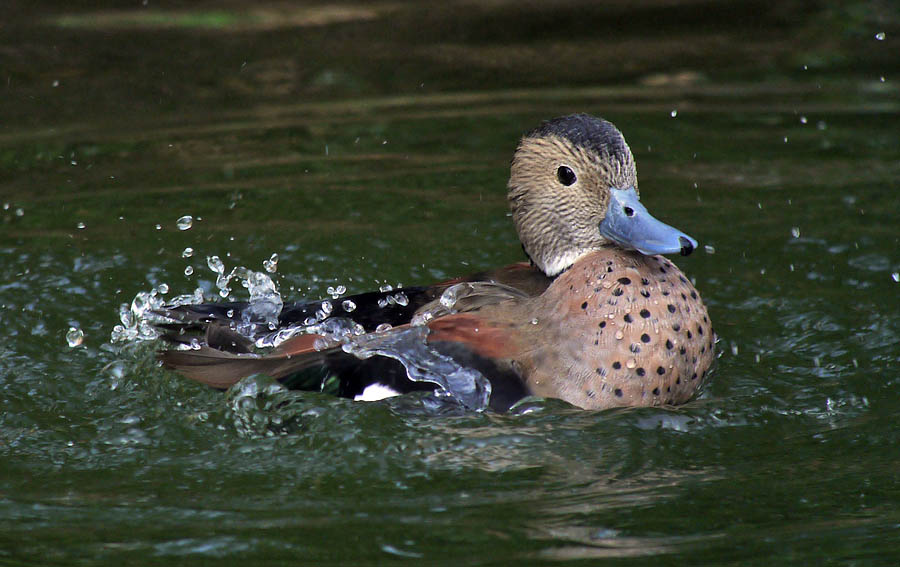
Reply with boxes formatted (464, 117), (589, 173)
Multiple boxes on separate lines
(2, 1), (899, 564)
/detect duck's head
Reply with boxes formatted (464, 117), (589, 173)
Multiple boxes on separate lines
(508, 114), (697, 276)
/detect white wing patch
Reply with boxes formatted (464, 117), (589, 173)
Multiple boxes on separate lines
(354, 383), (401, 402)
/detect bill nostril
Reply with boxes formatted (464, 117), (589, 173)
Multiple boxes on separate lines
(679, 236), (694, 256)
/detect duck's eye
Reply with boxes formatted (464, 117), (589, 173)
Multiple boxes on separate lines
(624, 206), (635, 217)
(557, 165), (577, 186)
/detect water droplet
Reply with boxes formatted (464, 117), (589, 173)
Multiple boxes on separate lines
(76, 221), (86, 229)
(816, 120), (827, 131)
(342, 299), (357, 312)
(379, 284), (393, 293)
(789, 264), (795, 272)
(394, 292), (409, 307)
(184, 265), (194, 276)
(375, 323), (393, 333)
(783, 136), (788, 143)
(66, 327), (84, 347)
(182, 247), (194, 258)
(875, 31), (886, 41)
(190, 338), (201, 350)
(614, 330), (624, 340)
(157, 283), (169, 294)
(176, 215), (193, 230)
(704, 245), (715, 254)
(670, 109), (678, 118)
(328, 285), (347, 298)
(731, 344), (739, 356)
(321, 301), (333, 316)
(800, 116), (807, 124)
(530, 318), (539, 325)
(52, 79), (59, 87)
(207, 255), (225, 275)
(263, 253), (279, 273)
(791, 227), (800, 238)
(892, 272), (899, 283)
(15, 207), (24, 217)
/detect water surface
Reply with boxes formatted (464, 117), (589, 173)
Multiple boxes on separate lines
(2, 1), (899, 564)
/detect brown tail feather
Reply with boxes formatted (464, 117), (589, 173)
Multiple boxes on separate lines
(159, 340), (332, 389)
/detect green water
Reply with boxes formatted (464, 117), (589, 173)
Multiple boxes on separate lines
(2, 1), (899, 564)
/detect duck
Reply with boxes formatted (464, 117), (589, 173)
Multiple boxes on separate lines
(156, 114), (715, 412)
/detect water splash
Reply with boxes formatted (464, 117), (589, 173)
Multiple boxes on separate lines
(110, 284), (178, 343)
(342, 326), (491, 411)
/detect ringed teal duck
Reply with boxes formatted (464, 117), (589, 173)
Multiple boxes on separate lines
(158, 114), (715, 411)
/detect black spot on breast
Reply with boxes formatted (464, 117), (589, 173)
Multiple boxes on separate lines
(672, 323), (681, 332)
(624, 314), (633, 323)
(665, 339), (674, 350)
(612, 361), (621, 370)
(614, 388), (623, 398)
(691, 291), (698, 299)
(596, 367), (605, 376)
(667, 304), (676, 313)
(679, 347), (687, 355)
(641, 278), (650, 285)
(652, 387), (660, 396)
(630, 343), (641, 353)
(698, 325), (704, 336)
(662, 290), (670, 296)
(641, 333), (651, 343)
(607, 266), (614, 273)
(640, 290), (651, 298)
(586, 389), (596, 398)
(691, 372), (698, 380)
(640, 309), (650, 318)
(679, 276), (687, 283)
(581, 301), (588, 309)
(636, 367), (645, 377)
(676, 377), (681, 385)
(618, 277), (631, 285)
(687, 330), (693, 339)
(598, 321), (606, 328)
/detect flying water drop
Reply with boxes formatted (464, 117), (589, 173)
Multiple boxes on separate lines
(176, 215), (193, 230)
(66, 327), (84, 347)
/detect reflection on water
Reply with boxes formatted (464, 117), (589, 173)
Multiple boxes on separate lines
(1, 0), (899, 564)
